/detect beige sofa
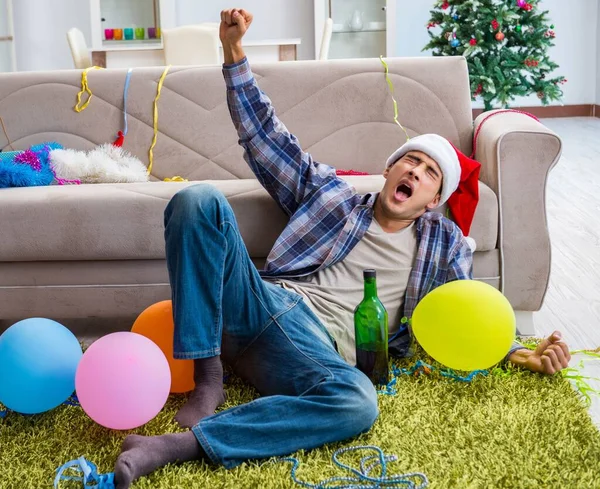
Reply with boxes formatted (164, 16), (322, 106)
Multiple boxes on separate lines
(0, 56), (561, 335)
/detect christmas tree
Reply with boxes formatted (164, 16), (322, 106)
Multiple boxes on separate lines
(424, 0), (566, 110)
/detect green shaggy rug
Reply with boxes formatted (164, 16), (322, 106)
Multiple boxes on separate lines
(1, 344), (600, 489)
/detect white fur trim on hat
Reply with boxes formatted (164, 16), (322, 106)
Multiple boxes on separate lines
(385, 134), (460, 205)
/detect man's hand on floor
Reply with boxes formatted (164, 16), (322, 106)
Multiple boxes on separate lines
(220, 8), (253, 64)
(508, 331), (571, 375)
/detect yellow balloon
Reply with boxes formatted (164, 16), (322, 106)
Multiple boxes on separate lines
(412, 280), (516, 371)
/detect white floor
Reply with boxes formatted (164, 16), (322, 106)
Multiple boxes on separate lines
(534, 117), (600, 428)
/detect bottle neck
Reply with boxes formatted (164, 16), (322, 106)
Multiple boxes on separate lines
(363, 277), (377, 299)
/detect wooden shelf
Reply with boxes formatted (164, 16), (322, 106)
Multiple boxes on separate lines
(102, 39), (162, 47)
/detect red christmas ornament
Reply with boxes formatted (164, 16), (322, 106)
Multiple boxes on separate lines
(427, 22), (438, 29)
(524, 58), (539, 67)
(495, 32), (505, 41)
(544, 30), (556, 38)
(469, 38), (477, 46)
(517, 0), (534, 9)
(442, 1), (450, 10)
(491, 19), (499, 30)
(474, 83), (483, 96)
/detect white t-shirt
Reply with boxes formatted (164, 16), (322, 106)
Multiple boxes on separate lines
(273, 218), (418, 365)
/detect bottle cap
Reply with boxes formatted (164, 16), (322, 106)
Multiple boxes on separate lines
(363, 269), (376, 279)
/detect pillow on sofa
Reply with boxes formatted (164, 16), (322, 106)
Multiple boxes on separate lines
(0, 143), (59, 188)
(50, 144), (149, 184)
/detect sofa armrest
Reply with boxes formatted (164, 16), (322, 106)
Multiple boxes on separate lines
(473, 110), (562, 312)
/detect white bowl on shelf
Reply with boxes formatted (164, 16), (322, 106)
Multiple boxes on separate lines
(366, 21), (386, 31)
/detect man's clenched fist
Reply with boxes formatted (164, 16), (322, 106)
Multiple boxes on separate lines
(220, 8), (253, 46)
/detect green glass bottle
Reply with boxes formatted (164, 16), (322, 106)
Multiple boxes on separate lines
(354, 269), (389, 386)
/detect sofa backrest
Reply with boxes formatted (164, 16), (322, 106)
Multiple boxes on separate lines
(0, 57), (474, 180)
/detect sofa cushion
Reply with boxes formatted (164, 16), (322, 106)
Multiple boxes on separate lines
(0, 176), (498, 262)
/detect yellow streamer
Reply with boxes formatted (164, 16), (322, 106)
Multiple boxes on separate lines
(74, 66), (104, 113)
(380, 56), (410, 143)
(147, 65), (171, 176)
(164, 176), (188, 182)
(0, 115), (15, 150)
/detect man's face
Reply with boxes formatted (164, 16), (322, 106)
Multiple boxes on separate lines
(379, 150), (443, 221)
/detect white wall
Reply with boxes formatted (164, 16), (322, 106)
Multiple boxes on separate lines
(13, 0), (91, 71)
(12, 0), (314, 70)
(175, 0), (315, 61)
(0, 0), (13, 71)
(8, 0), (598, 107)
(395, 0), (599, 107)
(597, 3), (600, 104)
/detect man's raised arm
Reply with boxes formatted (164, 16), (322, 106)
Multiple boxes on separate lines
(220, 8), (346, 217)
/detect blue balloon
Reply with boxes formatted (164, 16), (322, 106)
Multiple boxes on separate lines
(0, 318), (82, 414)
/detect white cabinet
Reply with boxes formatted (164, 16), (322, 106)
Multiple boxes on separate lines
(0, 0), (16, 72)
(89, 0), (176, 51)
(314, 0), (397, 60)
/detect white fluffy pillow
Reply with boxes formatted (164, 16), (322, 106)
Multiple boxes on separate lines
(50, 144), (149, 184)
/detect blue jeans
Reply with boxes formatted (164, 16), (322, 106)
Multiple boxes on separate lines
(164, 184), (379, 469)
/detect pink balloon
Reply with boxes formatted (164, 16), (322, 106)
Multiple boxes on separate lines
(76, 332), (171, 430)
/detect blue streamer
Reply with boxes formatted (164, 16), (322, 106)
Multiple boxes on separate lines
(123, 68), (133, 136)
(54, 457), (115, 488)
(378, 360), (489, 397)
(63, 393), (80, 406)
(279, 445), (428, 489)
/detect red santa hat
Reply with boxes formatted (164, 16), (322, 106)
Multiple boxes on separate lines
(385, 134), (481, 251)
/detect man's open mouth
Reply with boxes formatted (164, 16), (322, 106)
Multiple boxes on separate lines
(394, 182), (413, 202)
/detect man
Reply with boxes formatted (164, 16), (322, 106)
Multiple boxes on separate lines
(113, 9), (571, 489)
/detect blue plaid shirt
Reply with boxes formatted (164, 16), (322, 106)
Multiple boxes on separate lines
(224, 58), (522, 359)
